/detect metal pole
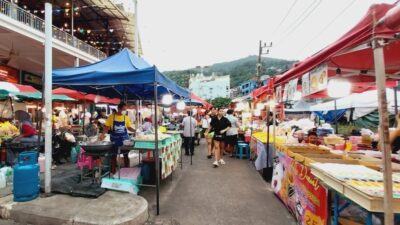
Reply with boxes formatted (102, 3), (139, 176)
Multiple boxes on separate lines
(71, 0), (74, 37)
(394, 86), (398, 116)
(134, 0), (139, 56)
(74, 57), (79, 67)
(272, 101), (276, 159)
(44, 2), (53, 194)
(153, 82), (160, 215)
(373, 39), (393, 225)
(190, 99), (193, 165)
(334, 99), (338, 134)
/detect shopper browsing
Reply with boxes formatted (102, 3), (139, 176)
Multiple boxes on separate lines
(182, 111), (197, 156)
(205, 108), (231, 168)
(225, 109), (240, 157)
(303, 131), (321, 146)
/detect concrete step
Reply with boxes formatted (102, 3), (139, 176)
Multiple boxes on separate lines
(0, 191), (148, 225)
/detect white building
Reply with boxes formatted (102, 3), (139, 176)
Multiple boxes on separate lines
(189, 73), (230, 100)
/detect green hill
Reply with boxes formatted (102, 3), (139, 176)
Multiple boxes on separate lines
(164, 55), (296, 88)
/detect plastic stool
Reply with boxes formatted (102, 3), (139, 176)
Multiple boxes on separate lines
(236, 143), (250, 160)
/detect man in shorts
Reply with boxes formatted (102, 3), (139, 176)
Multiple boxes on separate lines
(205, 108), (231, 167)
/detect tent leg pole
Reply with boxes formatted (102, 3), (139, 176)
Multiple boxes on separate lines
(334, 99), (338, 134)
(394, 86), (398, 117)
(373, 38), (394, 225)
(153, 82), (160, 216)
(44, 2), (53, 194)
(190, 99), (193, 166)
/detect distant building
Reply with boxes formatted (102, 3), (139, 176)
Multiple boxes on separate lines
(189, 73), (231, 100)
(238, 75), (270, 96)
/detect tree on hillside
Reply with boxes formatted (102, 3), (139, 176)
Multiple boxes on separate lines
(211, 97), (231, 108)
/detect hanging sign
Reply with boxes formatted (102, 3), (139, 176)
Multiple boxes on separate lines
(272, 152), (328, 225)
(276, 86), (282, 103)
(22, 71), (42, 88)
(309, 64), (328, 94)
(282, 83), (289, 102)
(287, 78), (298, 101)
(302, 73), (310, 97)
(0, 65), (19, 84)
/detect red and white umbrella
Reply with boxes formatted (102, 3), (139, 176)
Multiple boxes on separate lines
(0, 81), (39, 93)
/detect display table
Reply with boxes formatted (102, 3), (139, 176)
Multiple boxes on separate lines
(311, 164), (400, 225)
(126, 135), (182, 180)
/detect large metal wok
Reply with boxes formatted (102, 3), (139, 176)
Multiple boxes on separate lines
(80, 141), (114, 157)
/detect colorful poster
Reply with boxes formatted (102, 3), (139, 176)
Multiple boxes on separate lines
(271, 152), (328, 225)
(302, 73), (310, 97)
(287, 78), (298, 101)
(282, 83), (289, 102)
(276, 86), (282, 103)
(309, 64), (328, 94)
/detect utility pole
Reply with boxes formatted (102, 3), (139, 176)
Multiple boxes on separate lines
(256, 40), (272, 87)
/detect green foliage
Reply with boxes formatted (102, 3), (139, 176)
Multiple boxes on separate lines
(163, 56), (296, 88)
(211, 97), (231, 108)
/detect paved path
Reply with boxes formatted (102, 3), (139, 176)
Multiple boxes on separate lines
(142, 140), (295, 225)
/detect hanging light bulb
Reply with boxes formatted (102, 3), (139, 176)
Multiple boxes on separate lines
(327, 77), (351, 98)
(176, 101), (186, 111)
(161, 94), (173, 106)
(192, 108), (197, 115)
(254, 109), (261, 117)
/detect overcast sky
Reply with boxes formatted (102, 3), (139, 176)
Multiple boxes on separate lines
(123, 0), (396, 71)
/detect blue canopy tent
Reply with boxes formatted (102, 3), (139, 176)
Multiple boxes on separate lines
(52, 48), (189, 100)
(53, 48), (190, 215)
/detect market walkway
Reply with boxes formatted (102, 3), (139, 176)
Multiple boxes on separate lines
(142, 140), (296, 225)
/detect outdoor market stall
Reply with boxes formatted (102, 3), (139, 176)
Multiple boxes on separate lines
(53, 48), (190, 215)
(269, 2), (400, 224)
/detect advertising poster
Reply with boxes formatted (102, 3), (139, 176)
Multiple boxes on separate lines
(282, 83), (289, 102)
(302, 73), (310, 97)
(276, 86), (282, 103)
(309, 64), (328, 94)
(271, 152), (328, 225)
(287, 78), (298, 101)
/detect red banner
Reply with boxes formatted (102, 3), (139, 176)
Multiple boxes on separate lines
(272, 152), (328, 225)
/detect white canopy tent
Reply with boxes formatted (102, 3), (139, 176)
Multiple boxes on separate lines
(310, 89), (400, 118)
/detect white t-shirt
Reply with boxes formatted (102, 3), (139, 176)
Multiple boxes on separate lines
(226, 114), (239, 136)
(182, 116), (197, 137)
(201, 117), (210, 129)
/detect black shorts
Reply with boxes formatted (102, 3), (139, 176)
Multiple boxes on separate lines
(213, 134), (225, 142)
(225, 135), (238, 146)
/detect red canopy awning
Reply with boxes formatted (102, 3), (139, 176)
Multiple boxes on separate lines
(53, 87), (120, 104)
(191, 93), (212, 109)
(251, 78), (275, 100)
(275, 3), (400, 88)
(53, 87), (86, 100)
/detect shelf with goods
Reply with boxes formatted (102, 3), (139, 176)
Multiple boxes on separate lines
(131, 133), (182, 180)
(273, 142), (400, 224)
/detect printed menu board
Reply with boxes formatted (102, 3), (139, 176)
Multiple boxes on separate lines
(302, 73), (310, 97)
(287, 78), (298, 101)
(309, 64), (328, 94)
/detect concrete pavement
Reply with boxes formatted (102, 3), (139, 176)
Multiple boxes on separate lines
(142, 140), (295, 225)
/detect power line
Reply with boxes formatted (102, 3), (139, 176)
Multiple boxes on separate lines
(275, 0), (322, 46)
(284, 0), (323, 38)
(272, 0), (298, 35)
(294, 0), (357, 59)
